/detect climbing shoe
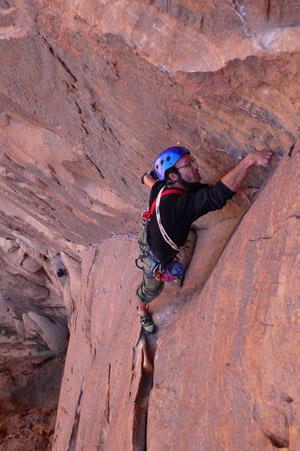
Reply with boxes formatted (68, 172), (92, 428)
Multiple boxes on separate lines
(139, 314), (154, 334)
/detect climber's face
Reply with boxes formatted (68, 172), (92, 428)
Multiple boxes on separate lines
(175, 154), (201, 183)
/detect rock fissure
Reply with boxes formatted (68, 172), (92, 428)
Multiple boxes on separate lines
(248, 224), (281, 242)
(42, 36), (77, 84)
(267, 432), (289, 449)
(249, 211), (300, 241)
(255, 318), (279, 327)
(86, 248), (99, 287)
(266, 0), (271, 21)
(219, 306), (236, 315)
(67, 388), (83, 451)
(249, 234), (273, 241)
(288, 141), (296, 157)
(132, 331), (156, 451)
(106, 362), (111, 425)
(1, 1), (300, 449)
(289, 214), (300, 220)
(85, 155), (105, 179)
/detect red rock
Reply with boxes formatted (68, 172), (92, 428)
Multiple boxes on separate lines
(147, 151), (300, 450)
(0, 0), (300, 449)
(53, 151), (300, 449)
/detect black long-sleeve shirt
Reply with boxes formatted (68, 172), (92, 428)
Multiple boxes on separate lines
(147, 180), (235, 263)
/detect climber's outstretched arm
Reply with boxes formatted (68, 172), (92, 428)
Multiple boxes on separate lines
(221, 149), (275, 192)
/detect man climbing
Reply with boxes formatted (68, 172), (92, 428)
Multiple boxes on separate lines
(136, 146), (274, 333)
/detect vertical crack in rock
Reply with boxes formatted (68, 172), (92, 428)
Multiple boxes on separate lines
(105, 363), (111, 425)
(132, 331), (156, 451)
(86, 248), (99, 286)
(288, 141), (296, 158)
(68, 387), (83, 451)
(266, 0), (271, 21)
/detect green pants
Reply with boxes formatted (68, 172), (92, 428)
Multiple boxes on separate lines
(136, 223), (164, 304)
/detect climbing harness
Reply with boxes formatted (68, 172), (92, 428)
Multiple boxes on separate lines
(155, 187), (184, 252)
(138, 187), (185, 281)
(151, 259), (184, 281)
(142, 187), (184, 225)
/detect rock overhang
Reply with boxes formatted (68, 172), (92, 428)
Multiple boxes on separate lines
(0, 0), (300, 449)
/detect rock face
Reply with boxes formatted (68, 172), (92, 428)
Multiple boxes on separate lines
(0, 350), (64, 450)
(52, 152), (300, 451)
(0, 0), (300, 449)
(147, 153), (300, 451)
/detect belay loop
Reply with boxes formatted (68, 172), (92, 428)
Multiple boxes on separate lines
(151, 259), (184, 281)
(150, 261), (165, 280)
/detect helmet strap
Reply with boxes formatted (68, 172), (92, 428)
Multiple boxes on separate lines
(166, 168), (194, 188)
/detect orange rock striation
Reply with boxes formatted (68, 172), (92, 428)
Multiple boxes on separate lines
(0, 0), (299, 449)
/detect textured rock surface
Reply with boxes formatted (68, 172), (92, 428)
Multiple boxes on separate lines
(0, 0), (300, 449)
(52, 150), (300, 450)
(0, 350), (64, 450)
(147, 151), (300, 451)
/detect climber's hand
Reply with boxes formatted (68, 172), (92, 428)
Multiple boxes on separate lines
(237, 187), (258, 206)
(141, 170), (158, 188)
(143, 174), (157, 188)
(249, 149), (275, 167)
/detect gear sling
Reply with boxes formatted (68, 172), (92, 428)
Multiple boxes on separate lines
(136, 187), (185, 281)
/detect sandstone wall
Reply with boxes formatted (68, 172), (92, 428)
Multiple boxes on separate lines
(53, 150), (300, 450)
(147, 150), (300, 451)
(0, 0), (300, 449)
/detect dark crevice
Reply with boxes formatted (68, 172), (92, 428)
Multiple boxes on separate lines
(47, 164), (62, 186)
(281, 393), (294, 404)
(288, 141), (295, 157)
(68, 388), (83, 451)
(267, 433), (289, 449)
(249, 235), (272, 242)
(108, 127), (121, 146)
(266, 0), (271, 20)
(85, 155), (105, 179)
(42, 36), (77, 83)
(132, 332), (157, 451)
(86, 248), (99, 287)
(121, 177), (128, 187)
(74, 101), (82, 115)
(32, 355), (56, 368)
(106, 363), (111, 425)
(82, 124), (89, 135)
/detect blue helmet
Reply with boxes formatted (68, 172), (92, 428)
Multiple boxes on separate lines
(154, 146), (190, 181)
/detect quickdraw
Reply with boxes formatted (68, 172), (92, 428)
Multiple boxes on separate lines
(151, 259), (184, 281)
(150, 261), (165, 280)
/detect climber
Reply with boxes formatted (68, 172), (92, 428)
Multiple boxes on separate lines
(136, 146), (275, 333)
